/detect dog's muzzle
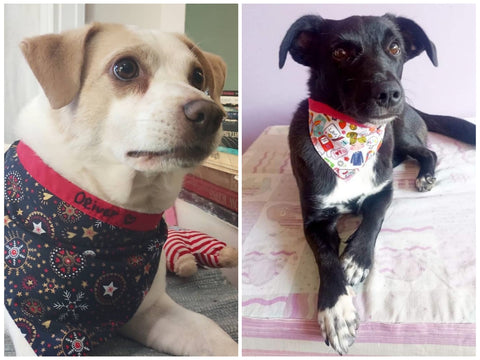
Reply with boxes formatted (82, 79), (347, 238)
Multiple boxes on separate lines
(371, 80), (403, 109)
(183, 99), (224, 135)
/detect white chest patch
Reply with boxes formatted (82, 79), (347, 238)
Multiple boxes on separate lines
(319, 157), (390, 212)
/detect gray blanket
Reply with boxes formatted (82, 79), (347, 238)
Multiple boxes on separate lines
(4, 268), (238, 356)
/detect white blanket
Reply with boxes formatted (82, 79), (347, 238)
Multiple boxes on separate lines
(242, 126), (475, 356)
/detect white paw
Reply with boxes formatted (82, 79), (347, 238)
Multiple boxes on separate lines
(415, 175), (436, 192)
(341, 256), (370, 286)
(318, 289), (359, 355)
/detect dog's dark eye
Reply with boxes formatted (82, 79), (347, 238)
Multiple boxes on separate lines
(389, 42), (401, 56)
(332, 47), (349, 61)
(113, 58), (139, 81)
(190, 68), (204, 89)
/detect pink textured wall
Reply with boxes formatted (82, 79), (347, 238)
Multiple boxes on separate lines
(242, 4), (476, 151)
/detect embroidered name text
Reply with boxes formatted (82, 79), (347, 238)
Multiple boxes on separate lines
(74, 192), (120, 218)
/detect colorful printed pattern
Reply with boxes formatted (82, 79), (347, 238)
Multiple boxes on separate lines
(308, 99), (385, 180)
(4, 142), (167, 356)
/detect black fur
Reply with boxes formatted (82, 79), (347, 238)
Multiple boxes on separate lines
(279, 14), (475, 354)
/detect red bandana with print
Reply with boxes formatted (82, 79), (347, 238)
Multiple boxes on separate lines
(308, 99), (386, 180)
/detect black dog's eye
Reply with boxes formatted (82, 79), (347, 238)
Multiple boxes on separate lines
(113, 58), (139, 81)
(190, 67), (204, 89)
(388, 42), (401, 56)
(332, 47), (349, 61)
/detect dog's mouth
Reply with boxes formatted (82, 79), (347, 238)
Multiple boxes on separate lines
(345, 105), (402, 126)
(126, 145), (212, 169)
(127, 149), (175, 159)
(364, 115), (398, 126)
(341, 87), (405, 126)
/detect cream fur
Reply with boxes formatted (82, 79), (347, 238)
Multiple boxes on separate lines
(174, 253), (198, 277)
(218, 247), (239, 267)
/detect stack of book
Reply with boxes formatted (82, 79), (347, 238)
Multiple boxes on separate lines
(178, 91), (239, 226)
(217, 90), (238, 155)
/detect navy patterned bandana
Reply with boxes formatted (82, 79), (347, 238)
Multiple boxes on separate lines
(4, 141), (166, 356)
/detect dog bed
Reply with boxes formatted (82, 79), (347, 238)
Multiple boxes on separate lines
(4, 268), (238, 356)
(242, 125), (475, 356)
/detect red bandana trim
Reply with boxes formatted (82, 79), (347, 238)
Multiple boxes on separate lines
(308, 98), (370, 128)
(16, 141), (164, 231)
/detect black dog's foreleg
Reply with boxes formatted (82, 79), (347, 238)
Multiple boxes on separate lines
(395, 106), (438, 192)
(409, 146), (437, 192)
(340, 183), (393, 286)
(395, 144), (437, 191)
(303, 215), (360, 355)
(304, 216), (344, 308)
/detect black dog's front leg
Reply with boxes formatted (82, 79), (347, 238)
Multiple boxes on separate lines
(303, 214), (360, 355)
(394, 106), (438, 192)
(340, 183), (393, 286)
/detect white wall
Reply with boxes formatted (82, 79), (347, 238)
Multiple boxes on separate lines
(85, 4), (185, 33)
(4, 4), (85, 143)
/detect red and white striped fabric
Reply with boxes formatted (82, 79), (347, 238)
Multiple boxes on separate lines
(165, 229), (227, 272)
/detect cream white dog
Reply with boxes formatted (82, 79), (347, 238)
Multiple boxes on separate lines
(4, 22), (237, 356)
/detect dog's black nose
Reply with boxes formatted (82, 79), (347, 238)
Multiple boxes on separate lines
(372, 81), (402, 108)
(184, 99), (224, 127)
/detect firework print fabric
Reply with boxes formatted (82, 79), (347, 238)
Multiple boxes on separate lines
(4, 141), (167, 356)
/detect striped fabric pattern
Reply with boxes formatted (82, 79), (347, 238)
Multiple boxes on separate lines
(165, 229), (227, 272)
(243, 318), (476, 356)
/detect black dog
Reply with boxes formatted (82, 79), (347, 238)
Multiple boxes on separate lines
(279, 14), (475, 355)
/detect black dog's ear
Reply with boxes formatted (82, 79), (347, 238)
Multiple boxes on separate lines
(387, 14), (438, 66)
(279, 15), (325, 68)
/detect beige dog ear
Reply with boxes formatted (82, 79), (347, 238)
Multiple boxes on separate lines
(20, 23), (100, 109)
(176, 34), (227, 104)
(202, 51), (227, 103)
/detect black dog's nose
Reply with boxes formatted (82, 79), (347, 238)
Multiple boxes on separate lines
(184, 99), (224, 126)
(372, 81), (403, 108)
